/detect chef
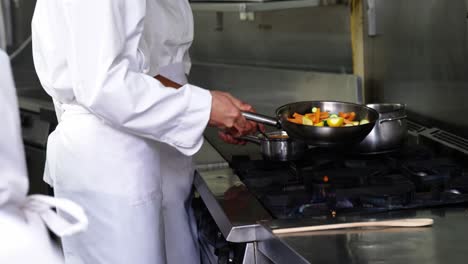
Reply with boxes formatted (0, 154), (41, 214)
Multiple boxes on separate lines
(31, 0), (258, 263)
(0, 49), (88, 263)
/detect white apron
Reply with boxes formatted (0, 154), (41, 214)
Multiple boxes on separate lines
(45, 71), (200, 264)
(32, 0), (212, 263)
(0, 49), (87, 264)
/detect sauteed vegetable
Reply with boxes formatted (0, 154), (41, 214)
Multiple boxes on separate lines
(287, 107), (370, 127)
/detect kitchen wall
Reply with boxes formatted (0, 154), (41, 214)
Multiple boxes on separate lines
(466, 0), (468, 45)
(191, 5), (352, 73)
(363, 0), (468, 137)
(190, 4), (361, 114)
(189, 63), (361, 115)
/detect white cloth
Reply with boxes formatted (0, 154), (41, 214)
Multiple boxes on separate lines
(0, 50), (88, 264)
(0, 51), (27, 207)
(32, 0), (212, 263)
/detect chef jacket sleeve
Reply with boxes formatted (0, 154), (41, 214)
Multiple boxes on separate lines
(62, 0), (212, 156)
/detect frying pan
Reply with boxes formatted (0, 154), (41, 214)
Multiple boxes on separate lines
(242, 101), (379, 147)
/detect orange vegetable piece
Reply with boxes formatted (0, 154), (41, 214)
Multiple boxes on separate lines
(348, 112), (356, 121)
(287, 118), (303, 125)
(343, 119), (354, 124)
(339, 112), (350, 119)
(293, 112), (303, 118)
(304, 113), (316, 123)
(315, 108), (321, 124)
(320, 112), (330, 119)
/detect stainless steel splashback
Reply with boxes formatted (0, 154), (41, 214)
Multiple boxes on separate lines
(364, 0), (468, 137)
(191, 5), (352, 73)
(189, 63), (362, 116)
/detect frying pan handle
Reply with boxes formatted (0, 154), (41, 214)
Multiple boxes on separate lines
(242, 112), (280, 128)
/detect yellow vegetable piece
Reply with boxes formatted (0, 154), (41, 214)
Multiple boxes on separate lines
(302, 116), (314, 126)
(314, 121), (324, 127)
(327, 117), (344, 127)
(344, 124), (354, 127)
(353, 121), (360, 126)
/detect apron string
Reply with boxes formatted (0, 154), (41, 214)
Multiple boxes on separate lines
(22, 195), (88, 237)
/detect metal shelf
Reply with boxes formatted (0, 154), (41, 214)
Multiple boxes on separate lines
(190, 0), (321, 13)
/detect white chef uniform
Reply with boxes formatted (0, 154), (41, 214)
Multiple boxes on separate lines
(32, 0), (212, 263)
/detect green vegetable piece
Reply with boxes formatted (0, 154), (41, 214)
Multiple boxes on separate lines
(360, 119), (370, 125)
(312, 107), (318, 113)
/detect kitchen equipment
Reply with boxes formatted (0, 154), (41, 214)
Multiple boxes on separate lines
(233, 142), (468, 220)
(242, 101), (379, 146)
(196, 124), (468, 264)
(0, 0), (13, 49)
(272, 218), (434, 234)
(0, 1), (6, 50)
(357, 103), (407, 153)
(241, 131), (308, 161)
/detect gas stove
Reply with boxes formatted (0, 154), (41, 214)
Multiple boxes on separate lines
(231, 141), (468, 220)
(195, 125), (468, 264)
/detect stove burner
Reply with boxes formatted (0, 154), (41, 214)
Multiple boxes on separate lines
(233, 145), (467, 219)
(416, 171), (429, 177)
(446, 189), (462, 195)
(402, 158), (459, 193)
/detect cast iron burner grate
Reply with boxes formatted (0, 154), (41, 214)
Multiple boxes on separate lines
(231, 144), (468, 219)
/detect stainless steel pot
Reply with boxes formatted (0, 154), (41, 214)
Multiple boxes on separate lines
(357, 104), (407, 153)
(241, 131), (308, 161)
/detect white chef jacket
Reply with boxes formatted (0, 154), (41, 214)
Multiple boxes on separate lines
(32, 0), (212, 263)
(32, 0), (212, 155)
(0, 49), (88, 264)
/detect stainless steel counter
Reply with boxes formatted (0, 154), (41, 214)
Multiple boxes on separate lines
(268, 208), (468, 264)
(194, 140), (468, 264)
(193, 167), (273, 243)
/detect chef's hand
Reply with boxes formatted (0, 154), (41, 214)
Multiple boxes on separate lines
(209, 91), (260, 144)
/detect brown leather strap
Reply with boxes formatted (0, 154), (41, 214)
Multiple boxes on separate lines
(154, 74), (182, 89)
